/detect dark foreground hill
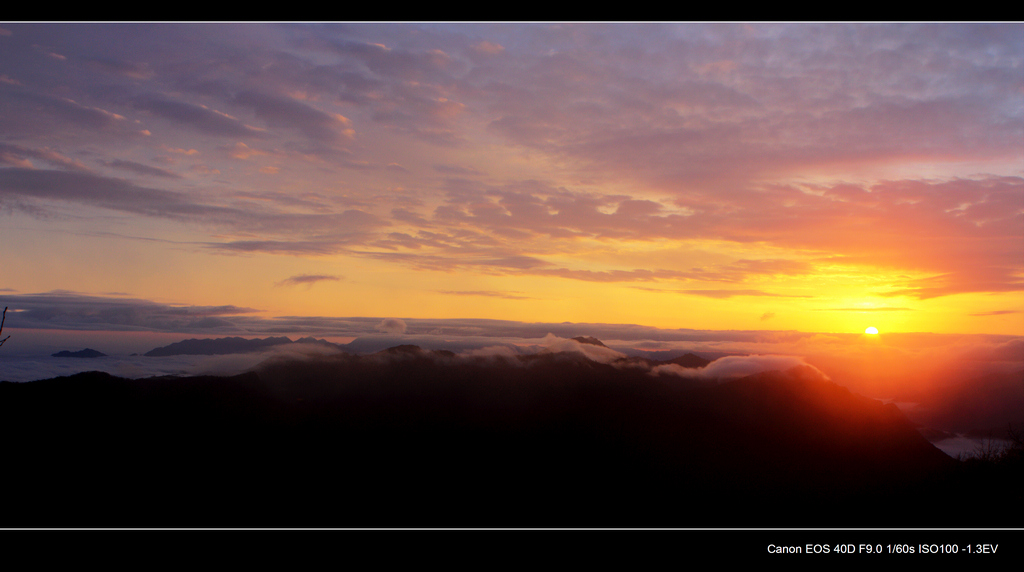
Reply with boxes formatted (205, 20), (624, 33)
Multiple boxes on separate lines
(0, 347), (1011, 528)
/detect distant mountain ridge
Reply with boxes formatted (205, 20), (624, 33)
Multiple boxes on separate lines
(51, 348), (106, 358)
(143, 336), (340, 356)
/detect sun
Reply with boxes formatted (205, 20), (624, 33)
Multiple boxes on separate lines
(865, 327), (879, 335)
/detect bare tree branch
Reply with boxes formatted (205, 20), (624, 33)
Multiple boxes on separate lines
(0, 306), (9, 347)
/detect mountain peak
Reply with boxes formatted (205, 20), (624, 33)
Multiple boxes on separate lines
(143, 336), (294, 357)
(51, 348), (107, 358)
(571, 336), (607, 347)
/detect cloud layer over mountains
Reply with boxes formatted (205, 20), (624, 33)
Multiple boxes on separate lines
(3, 290), (1020, 400)
(7, 336), (999, 528)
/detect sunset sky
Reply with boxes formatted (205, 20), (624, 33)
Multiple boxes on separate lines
(1, 22), (1022, 351)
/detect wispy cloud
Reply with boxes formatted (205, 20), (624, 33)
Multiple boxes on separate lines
(819, 307), (915, 312)
(0, 143), (94, 173)
(0, 291), (259, 332)
(234, 91), (355, 143)
(968, 310), (1021, 317)
(131, 95), (263, 138)
(433, 164), (483, 176)
(276, 274), (343, 287)
(0, 168), (387, 247)
(438, 290), (534, 300)
(673, 290), (811, 299)
(102, 159), (182, 179)
(2, 91), (125, 131)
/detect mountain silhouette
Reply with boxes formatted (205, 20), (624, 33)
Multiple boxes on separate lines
(1, 345), (1009, 528)
(571, 336), (607, 347)
(901, 368), (1024, 434)
(51, 348), (106, 358)
(143, 336), (340, 356)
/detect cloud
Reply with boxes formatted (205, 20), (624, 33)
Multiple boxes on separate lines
(968, 310), (1021, 317)
(102, 159), (181, 179)
(1, 91), (126, 131)
(4, 290), (1021, 401)
(472, 41), (505, 55)
(460, 345), (520, 358)
(537, 333), (626, 364)
(356, 250), (553, 274)
(678, 290), (810, 299)
(131, 95), (263, 138)
(362, 175), (1021, 296)
(0, 167), (256, 226)
(530, 268), (682, 283)
(163, 146), (200, 156)
(820, 307), (915, 312)
(327, 38), (459, 83)
(84, 56), (154, 79)
(204, 241), (343, 256)
(0, 22), (1021, 324)
(0, 143), (93, 173)
(433, 164), (483, 176)
(0, 168), (387, 248)
(376, 318), (407, 335)
(481, 24), (1022, 191)
(233, 91), (355, 143)
(225, 142), (266, 160)
(276, 274), (342, 287)
(653, 354), (829, 381)
(0, 168), (207, 216)
(0, 291), (259, 332)
(438, 290), (533, 300)
(760, 312), (776, 321)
